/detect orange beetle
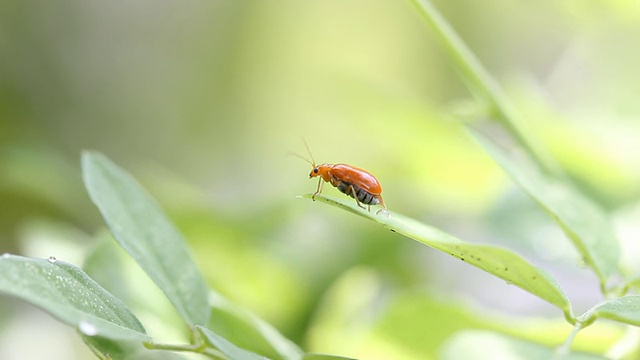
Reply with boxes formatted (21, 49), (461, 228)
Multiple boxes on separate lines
(291, 142), (388, 215)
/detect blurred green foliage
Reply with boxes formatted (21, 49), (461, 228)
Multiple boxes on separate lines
(2, 0), (640, 359)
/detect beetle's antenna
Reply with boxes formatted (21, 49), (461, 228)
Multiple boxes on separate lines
(302, 138), (316, 166)
(286, 151), (313, 166)
(287, 137), (317, 167)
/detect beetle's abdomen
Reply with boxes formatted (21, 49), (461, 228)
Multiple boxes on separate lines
(336, 181), (380, 205)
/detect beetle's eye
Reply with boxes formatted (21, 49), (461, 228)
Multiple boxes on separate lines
(313, 168), (319, 174)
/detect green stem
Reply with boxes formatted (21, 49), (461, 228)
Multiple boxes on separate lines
(408, 0), (563, 177)
(143, 341), (200, 352)
(555, 321), (584, 356)
(617, 276), (640, 297)
(144, 341), (227, 360)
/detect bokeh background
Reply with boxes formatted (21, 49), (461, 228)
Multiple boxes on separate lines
(2, 0), (640, 359)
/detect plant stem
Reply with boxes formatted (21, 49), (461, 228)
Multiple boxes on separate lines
(555, 322), (584, 356)
(408, 0), (563, 177)
(144, 341), (227, 360)
(144, 341), (200, 352)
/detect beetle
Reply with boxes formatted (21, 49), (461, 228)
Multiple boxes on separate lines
(290, 142), (389, 215)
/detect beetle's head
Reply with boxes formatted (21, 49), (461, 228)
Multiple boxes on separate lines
(309, 166), (320, 179)
(309, 164), (332, 181)
(309, 165), (321, 179)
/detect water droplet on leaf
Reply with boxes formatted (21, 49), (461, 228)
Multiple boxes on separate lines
(47, 256), (57, 263)
(376, 209), (390, 217)
(79, 321), (98, 336)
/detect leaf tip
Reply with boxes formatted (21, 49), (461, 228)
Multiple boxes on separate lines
(81, 149), (107, 166)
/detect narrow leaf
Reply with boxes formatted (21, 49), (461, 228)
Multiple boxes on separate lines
(208, 291), (304, 360)
(303, 355), (357, 360)
(82, 151), (210, 326)
(197, 326), (270, 360)
(408, 0), (615, 289)
(409, 0), (561, 176)
(302, 194), (573, 320)
(473, 133), (619, 285)
(579, 296), (640, 327)
(0, 254), (149, 342)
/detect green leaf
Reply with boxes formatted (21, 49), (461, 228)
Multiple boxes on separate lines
(208, 291), (304, 360)
(0, 254), (149, 342)
(82, 232), (134, 306)
(409, 0), (562, 177)
(82, 151), (210, 326)
(410, 0), (619, 285)
(197, 326), (270, 360)
(302, 194), (573, 320)
(579, 296), (640, 327)
(472, 133), (620, 286)
(441, 330), (606, 360)
(408, 0), (618, 287)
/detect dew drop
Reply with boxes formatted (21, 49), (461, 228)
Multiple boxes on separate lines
(376, 209), (391, 218)
(79, 321), (98, 336)
(47, 256), (57, 263)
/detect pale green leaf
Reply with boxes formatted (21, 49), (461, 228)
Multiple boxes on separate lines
(409, 0), (616, 287)
(197, 326), (270, 360)
(579, 296), (640, 327)
(302, 194), (573, 320)
(0, 254), (149, 342)
(409, 0), (562, 177)
(473, 133), (619, 285)
(208, 291), (304, 360)
(82, 151), (210, 326)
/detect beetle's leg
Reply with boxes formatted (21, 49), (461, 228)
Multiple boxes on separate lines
(312, 178), (323, 200)
(348, 185), (367, 210)
(377, 195), (387, 209)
